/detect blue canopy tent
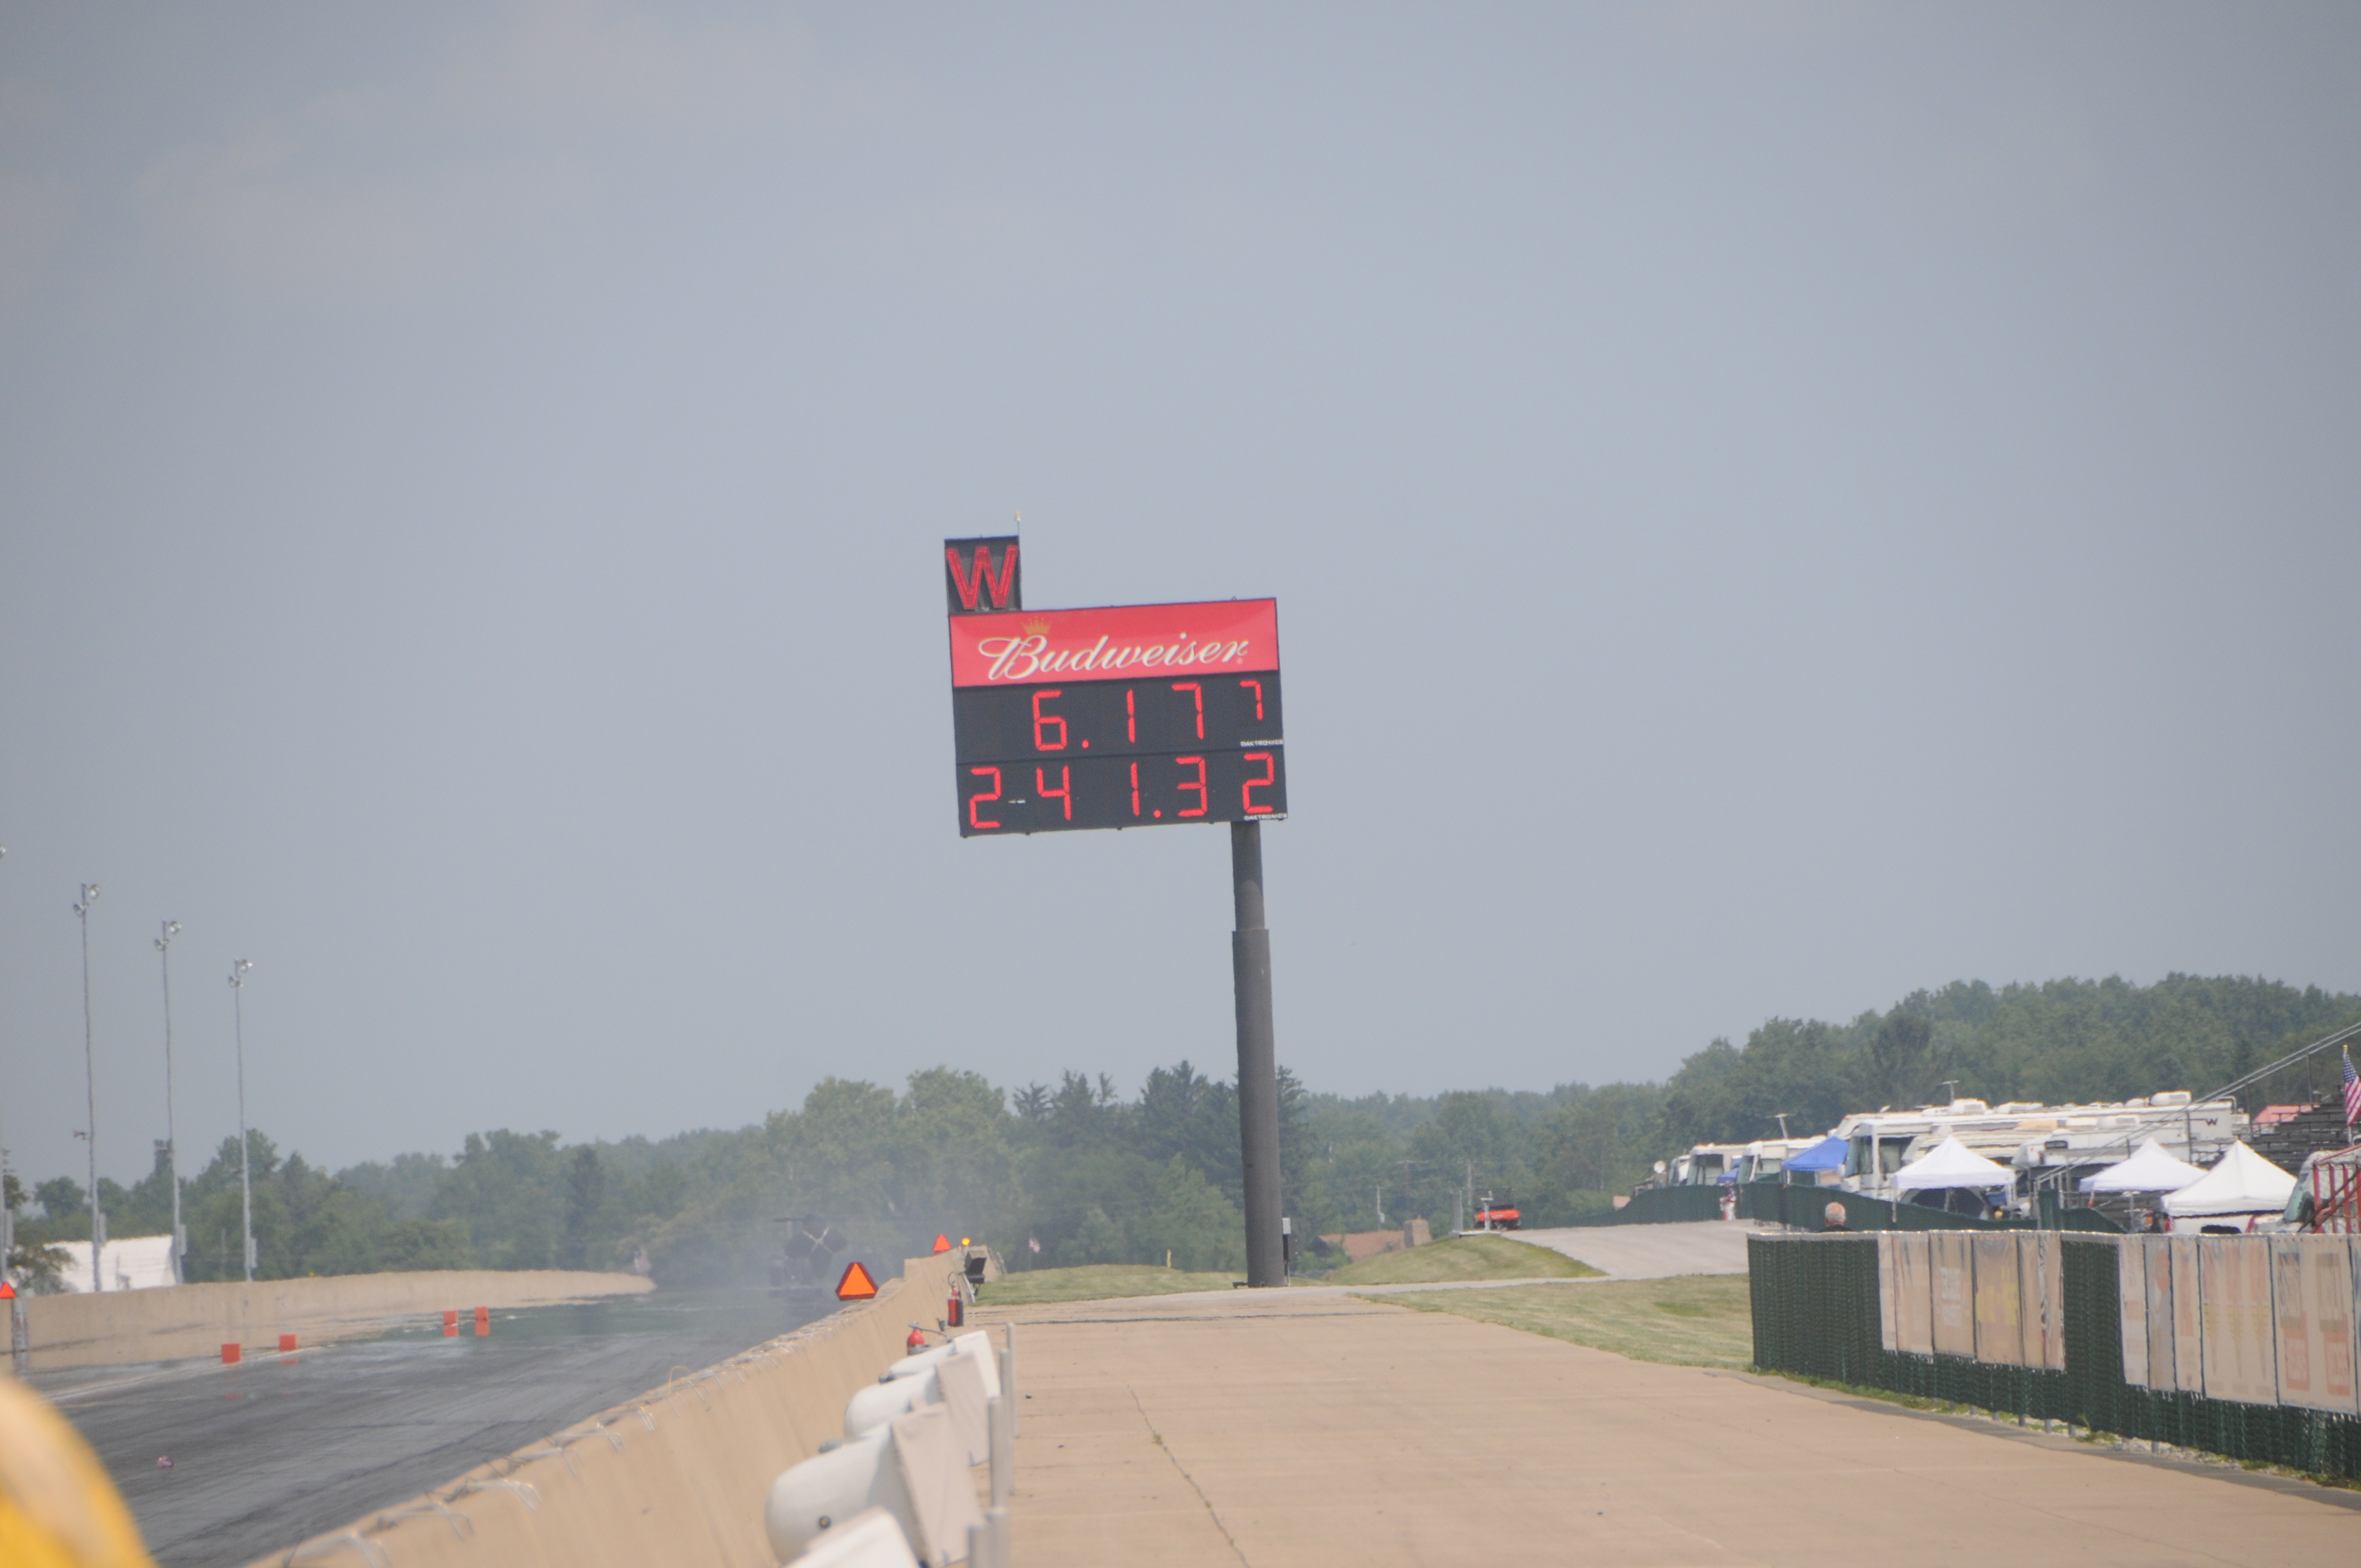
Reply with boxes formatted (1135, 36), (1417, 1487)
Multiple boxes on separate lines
(1784, 1135), (1847, 1175)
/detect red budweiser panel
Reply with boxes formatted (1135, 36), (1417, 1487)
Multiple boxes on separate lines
(947, 600), (1277, 689)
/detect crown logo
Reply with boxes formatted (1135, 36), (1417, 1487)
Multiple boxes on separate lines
(1020, 617), (1052, 636)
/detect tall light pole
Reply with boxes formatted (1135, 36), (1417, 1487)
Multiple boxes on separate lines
(0, 847), (10, 1281)
(229, 959), (254, 1282)
(156, 921), (183, 1284)
(74, 883), (101, 1292)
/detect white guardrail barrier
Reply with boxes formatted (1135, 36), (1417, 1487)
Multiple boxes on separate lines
(766, 1321), (1016, 1568)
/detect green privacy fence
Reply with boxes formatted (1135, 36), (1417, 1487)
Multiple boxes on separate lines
(1737, 1181), (2123, 1234)
(1746, 1234), (2361, 1479)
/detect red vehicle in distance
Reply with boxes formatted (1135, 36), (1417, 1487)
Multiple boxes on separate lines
(1470, 1192), (1521, 1231)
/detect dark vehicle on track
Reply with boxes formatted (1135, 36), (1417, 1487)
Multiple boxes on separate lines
(769, 1215), (850, 1293)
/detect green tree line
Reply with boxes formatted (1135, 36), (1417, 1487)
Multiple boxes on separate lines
(10, 973), (2353, 1289)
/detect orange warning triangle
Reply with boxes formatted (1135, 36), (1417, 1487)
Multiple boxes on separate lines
(835, 1260), (879, 1300)
(0, 1280), (14, 1299)
(932, 1234), (951, 1254)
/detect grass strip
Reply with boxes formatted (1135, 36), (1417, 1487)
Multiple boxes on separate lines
(1316, 1234), (1602, 1286)
(1367, 1273), (1752, 1368)
(976, 1264), (1244, 1305)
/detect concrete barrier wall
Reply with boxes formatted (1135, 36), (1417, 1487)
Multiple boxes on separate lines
(21, 1270), (654, 1373)
(246, 1252), (967, 1568)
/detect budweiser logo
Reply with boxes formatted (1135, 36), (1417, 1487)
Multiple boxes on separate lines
(947, 597), (1277, 689)
(973, 628), (1259, 683)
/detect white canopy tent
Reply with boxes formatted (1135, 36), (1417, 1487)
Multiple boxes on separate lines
(1891, 1136), (2014, 1194)
(2080, 1138), (2206, 1194)
(2161, 1141), (2295, 1221)
(50, 1235), (177, 1292)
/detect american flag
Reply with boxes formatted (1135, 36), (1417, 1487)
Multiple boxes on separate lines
(2343, 1045), (2360, 1129)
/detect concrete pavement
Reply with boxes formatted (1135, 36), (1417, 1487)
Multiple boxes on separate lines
(1507, 1218), (1770, 1278)
(977, 1284), (2355, 1567)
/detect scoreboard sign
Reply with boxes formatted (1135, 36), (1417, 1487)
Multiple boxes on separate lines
(945, 539), (1286, 836)
(939, 532), (1291, 1289)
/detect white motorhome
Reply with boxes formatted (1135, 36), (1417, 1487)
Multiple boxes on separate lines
(1831, 1093), (2245, 1210)
(1667, 1144), (1751, 1187)
(1734, 1139), (1814, 1185)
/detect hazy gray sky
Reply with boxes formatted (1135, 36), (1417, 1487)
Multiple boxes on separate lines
(5, 4), (2357, 1186)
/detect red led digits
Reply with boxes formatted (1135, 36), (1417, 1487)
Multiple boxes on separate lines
(1176, 756), (1208, 818)
(1037, 765), (1072, 821)
(1125, 689), (1137, 743)
(1241, 752), (1276, 814)
(1172, 682), (1204, 739)
(1239, 679), (1263, 722)
(1031, 689), (1067, 751)
(968, 766), (1003, 830)
(1129, 761), (1141, 818)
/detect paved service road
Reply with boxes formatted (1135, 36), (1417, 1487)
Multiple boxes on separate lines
(47, 1288), (840, 1568)
(1509, 1218), (1769, 1278)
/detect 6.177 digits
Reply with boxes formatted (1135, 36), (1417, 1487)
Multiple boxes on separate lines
(951, 673), (1283, 763)
(958, 747), (1286, 836)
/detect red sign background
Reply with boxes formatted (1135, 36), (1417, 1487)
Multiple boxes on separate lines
(946, 599), (1279, 689)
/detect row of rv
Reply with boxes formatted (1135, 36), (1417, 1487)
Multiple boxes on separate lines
(1659, 1091), (2248, 1212)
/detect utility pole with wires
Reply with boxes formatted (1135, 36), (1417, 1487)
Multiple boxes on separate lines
(1394, 1158), (1422, 1241)
(229, 959), (255, 1281)
(74, 884), (101, 1292)
(0, 847), (12, 1284)
(156, 921), (184, 1283)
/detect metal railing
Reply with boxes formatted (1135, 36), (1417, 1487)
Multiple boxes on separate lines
(2204, 1016), (2361, 1109)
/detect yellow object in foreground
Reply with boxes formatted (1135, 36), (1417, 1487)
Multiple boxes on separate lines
(0, 1375), (157, 1568)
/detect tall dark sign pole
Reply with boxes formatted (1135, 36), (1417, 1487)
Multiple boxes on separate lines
(1230, 822), (1284, 1286)
(944, 535), (1290, 1286)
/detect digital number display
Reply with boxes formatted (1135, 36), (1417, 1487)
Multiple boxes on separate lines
(959, 748), (1287, 836)
(953, 674), (1282, 762)
(947, 593), (1286, 837)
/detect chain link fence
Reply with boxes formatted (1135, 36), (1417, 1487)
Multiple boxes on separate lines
(1573, 1179), (2128, 1232)
(1563, 1185), (1726, 1226)
(1737, 1179), (2124, 1233)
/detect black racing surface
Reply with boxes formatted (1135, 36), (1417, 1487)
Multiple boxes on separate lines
(47, 1288), (845, 1568)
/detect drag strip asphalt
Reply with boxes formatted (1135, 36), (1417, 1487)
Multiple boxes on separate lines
(47, 1288), (841, 1568)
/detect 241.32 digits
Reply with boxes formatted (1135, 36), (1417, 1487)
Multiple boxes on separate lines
(958, 747), (1286, 836)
